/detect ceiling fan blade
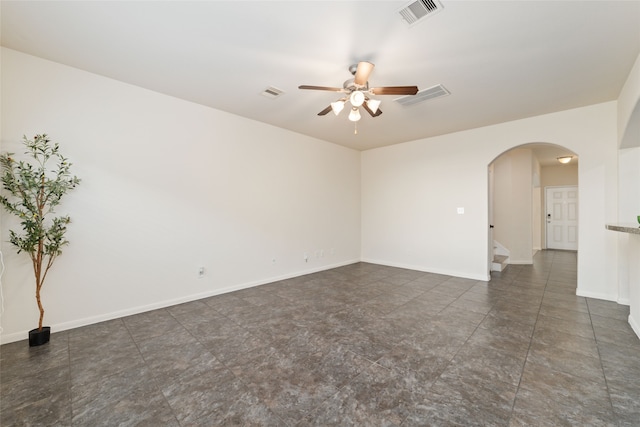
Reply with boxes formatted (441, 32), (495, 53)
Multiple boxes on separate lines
(370, 86), (419, 95)
(298, 85), (343, 92)
(362, 103), (383, 117)
(354, 61), (375, 86)
(317, 105), (333, 116)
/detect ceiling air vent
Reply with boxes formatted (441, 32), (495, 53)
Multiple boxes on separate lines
(395, 84), (450, 106)
(398, 0), (444, 26)
(261, 86), (284, 99)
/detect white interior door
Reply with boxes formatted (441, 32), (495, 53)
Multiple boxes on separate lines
(545, 186), (578, 250)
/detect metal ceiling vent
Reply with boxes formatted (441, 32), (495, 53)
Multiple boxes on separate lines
(398, 0), (444, 26)
(261, 86), (284, 99)
(395, 84), (450, 106)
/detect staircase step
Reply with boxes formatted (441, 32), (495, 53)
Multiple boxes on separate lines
(491, 255), (509, 272)
(493, 255), (508, 263)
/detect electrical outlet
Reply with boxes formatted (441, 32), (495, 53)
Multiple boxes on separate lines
(198, 267), (205, 278)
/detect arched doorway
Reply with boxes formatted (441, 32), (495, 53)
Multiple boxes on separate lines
(488, 143), (578, 274)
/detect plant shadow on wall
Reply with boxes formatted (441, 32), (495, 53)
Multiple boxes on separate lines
(0, 134), (81, 346)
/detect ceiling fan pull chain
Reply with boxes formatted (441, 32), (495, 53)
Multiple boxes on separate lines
(354, 122), (358, 135)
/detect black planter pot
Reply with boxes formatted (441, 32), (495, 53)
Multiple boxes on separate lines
(28, 326), (51, 347)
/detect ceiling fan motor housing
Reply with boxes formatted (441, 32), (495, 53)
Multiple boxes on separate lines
(343, 78), (368, 91)
(299, 61), (418, 119)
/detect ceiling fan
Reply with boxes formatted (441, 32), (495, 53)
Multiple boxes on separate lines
(298, 61), (419, 123)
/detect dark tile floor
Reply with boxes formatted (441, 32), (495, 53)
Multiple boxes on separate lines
(1, 250), (639, 426)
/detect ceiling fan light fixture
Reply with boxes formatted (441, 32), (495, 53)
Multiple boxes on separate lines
(299, 63), (418, 133)
(557, 156), (573, 164)
(348, 107), (361, 122)
(366, 98), (381, 114)
(330, 100), (345, 115)
(350, 90), (365, 107)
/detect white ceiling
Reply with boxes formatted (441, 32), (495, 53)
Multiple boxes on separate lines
(1, 1), (639, 153)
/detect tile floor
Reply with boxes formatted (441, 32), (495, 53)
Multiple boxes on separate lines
(1, 250), (639, 426)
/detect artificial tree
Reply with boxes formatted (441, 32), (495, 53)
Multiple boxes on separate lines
(0, 134), (80, 345)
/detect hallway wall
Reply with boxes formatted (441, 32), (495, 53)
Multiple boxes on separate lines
(492, 148), (535, 264)
(615, 51), (640, 335)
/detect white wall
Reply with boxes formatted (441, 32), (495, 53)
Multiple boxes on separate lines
(361, 137), (491, 280)
(362, 102), (619, 297)
(618, 52), (640, 149)
(0, 48), (361, 343)
(615, 51), (640, 336)
(617, 147), (640, 336)
(492, 148), (534, 264)
(541, 164), (579, 187)
(492, 155), (511, 254)
(510, 150), (533, 263)
(616, 148), (640, 307)
(532, 156), (542, 251)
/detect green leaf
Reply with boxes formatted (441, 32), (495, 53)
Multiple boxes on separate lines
(0, 134), (81, 281)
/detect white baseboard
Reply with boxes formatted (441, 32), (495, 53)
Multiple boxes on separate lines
(617, 297), (630, 306)
(575, 289), (619, 302)
(508, 260), (534, 265)
(360, 258), (490, 282)
(0, 259), (360, 345)
(629, 314), (640, 340)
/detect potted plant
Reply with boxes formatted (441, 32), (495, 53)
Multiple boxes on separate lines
(0, 134), (81, 346)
